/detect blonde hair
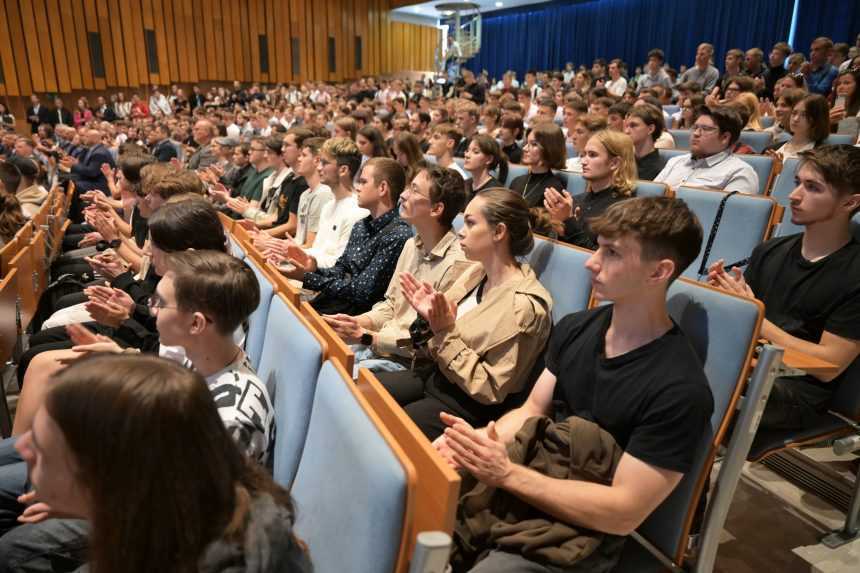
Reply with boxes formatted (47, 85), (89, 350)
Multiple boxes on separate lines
(733, 92), (763, 131)
(322, 136), (359, 156)
(587, 130), (637, 196)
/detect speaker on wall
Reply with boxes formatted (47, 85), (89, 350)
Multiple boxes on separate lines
(88, 32), (106, 79)
(259, 35), (270, 74)
(291, 38), (300, 74)
(144, 29), (159, 73)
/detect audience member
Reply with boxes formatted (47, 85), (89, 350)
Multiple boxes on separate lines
(767, 94), (831, 161)
(655, 106), (758, 194)
(565, 113), (608, 173)
(463, 135), (507, 199)
(637, 49), (673, 92)
(435, 197), (712, 572)
(708, 145), (860, 432)
(428, 123), (469, 180)
(624, 104), (667, 180)
(678, 43), (719, 91)
(803, 37), (839, 96)
(509, 122), (567, 207)
(497, 114), (524, 164)
(377, 189), (553, 439)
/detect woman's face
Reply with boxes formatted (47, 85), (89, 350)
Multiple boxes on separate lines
(681, 98), (695, 122)
(463, 140), (492, 173)
(789, 101), (811, 138)
(775, 97), (794, 126)
(836, 74), (857, 99)
(724, 83), (741, 101)
(17, 407), (90, 519)
(458, 196), (501, 261)
(522, 131), (546, 168)
(356, 134), (373, 157)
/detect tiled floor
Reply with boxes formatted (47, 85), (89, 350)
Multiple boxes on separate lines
(715, 457), (860, 573)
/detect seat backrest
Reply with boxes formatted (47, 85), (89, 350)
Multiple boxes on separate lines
(504, 163), (529, 187)
(523, 237), (592, 323)
(356, 368), (461, 558)
(242, 256), (276, 369)
(674, 186), (777, 279)
(228, 234), (247, 259)
(257, 294), (326, 487)
(566, 141), (576, 159)
(8, 245), (34, 331)
(760, 116), (775, 128)
(453, 156), (465, 169)
(736, 153), (775, 195)
(0, 238), (17, 278)
(769, 157), (803, 237)
(668, 129), (691, 150)
(217, 211), (235, 233)
(657, 148), (687, 163)
(662, 105), (680, 116)
(824, 134), (855, 146)
(622, 279), (763, 568)
(634, 180), (668, 198)
(0, 269), (19, 363)
(423, 153), (437, 165)
(738, 131), (773, 154)
(29, 231), (48, 301)
(558, 170), (587, 196)
(452, 213), (465, 232)
(293, 360), (416, 573)
(300, 301), (355, 375)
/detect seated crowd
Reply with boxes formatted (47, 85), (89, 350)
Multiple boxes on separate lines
(0, 32), (857, 573)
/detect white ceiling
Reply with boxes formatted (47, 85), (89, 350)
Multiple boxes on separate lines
(392, 0), (550, 22)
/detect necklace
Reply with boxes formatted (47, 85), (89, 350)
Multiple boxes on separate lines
(522, 170), (550, 199)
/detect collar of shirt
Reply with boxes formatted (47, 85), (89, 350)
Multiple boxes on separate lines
(689, 149), (732, 168)
(415, 229), (459, 261)
(364, 207), (398, 234)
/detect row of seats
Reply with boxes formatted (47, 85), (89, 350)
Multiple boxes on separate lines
(662, 106), (776, 131)
(0, 186), (70, 437)
(668, 129), (854, 154)
(222, 216), (792, 572)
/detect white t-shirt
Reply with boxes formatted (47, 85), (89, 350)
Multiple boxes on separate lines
(605, 77), (628, 97)
(305, 193), (369, 268)
(295, 184), (334, 245)
(204, 351), (274, 465)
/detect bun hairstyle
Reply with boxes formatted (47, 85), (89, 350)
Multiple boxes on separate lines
(475, 188), (562, 256)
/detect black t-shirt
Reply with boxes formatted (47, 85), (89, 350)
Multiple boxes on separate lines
(546, 306), (714, 473)
(744, 234), (860, 388)
(509, 171), (567, 208)
(560, 186), (631, 250)
(274, 175), (309, 227)
(130, 205), (148, 248)
(636, 149), (667, 181)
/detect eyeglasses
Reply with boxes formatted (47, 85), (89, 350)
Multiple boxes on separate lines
(523, 140), (543, 150)
(147, 294), (177, 315)
(691, 124), (719, 134)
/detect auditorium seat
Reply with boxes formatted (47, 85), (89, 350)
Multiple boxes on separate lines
(292, 360), (416, 573)
(452, 213), (464, 232)
(662, 105), (681, 116)
(504, 163), (529, 187)
(228, 234), (246, 259)
(0, 269), (18, 437)
(258, 294), (326, 486)
(242, 255), (276, 369)
(566, 141), (576, 159)
(769, 157), (803, 237)
(558, 170), (587, 196)
(668, 129), (691, 150)
(738, 131), (773, 153)
(615, 278), (769, 572)
(824, 134), (855, 146)
(423, 153), (437, 165)
(760, 116), (775, 128)
(672, 186), (779, 279)
(634, 180), (669, 198)
(453, 157), (465, 170)
(524, 237), (593, 322)
(657, 148), (687, 163)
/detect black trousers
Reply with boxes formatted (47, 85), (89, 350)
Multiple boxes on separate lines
(758, 376), (833, 431)
(376, 365), (520, 441)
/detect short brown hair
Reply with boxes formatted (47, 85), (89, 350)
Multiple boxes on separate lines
(432, 122), (463, 148)
(798, 145), (860, 216)
(364, 157), (406, 206)
(152, 169), (204, 200)
(419, 164), (467, 228)
(590, 196), (703, 282)
(168, 250), (260, 335)
(626, 104), (664, 141)
(139, 162), (178, 197)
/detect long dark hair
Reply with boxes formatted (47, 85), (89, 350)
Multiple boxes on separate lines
(45, 355), (302, 573)
(0, 192), (26, 244)
(475, 188), (561, 255)
(357, 125), (388, 158)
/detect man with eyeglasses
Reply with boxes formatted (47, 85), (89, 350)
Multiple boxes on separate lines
(323, 165), (468, 374)
(232, 136), (274, 208)
(654, 106), (758, 194)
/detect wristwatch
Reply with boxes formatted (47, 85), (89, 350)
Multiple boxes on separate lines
(360, 331), (374, 346)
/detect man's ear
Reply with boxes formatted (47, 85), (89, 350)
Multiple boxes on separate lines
(189, 311), (209, 335)
(651, 258), (676, 285)
(843, 193), (860, 217)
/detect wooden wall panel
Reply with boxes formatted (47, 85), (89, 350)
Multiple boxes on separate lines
(0, 0), (22, 96)
(0, 0), (438, 107)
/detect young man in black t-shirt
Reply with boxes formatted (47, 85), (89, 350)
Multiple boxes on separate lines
(435, 197), (714, 572)
(709, 145), (860, 430)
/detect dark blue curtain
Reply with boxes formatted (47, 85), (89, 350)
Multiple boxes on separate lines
(793, 1), (860, 54)
(466, 0), (795, 81)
